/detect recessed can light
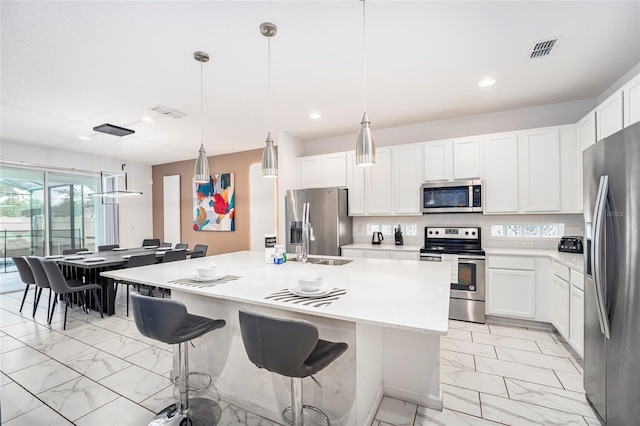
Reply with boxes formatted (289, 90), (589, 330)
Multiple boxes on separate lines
(309, 112), (322, 119)
(78, 136), (91, 141)
(478, 78), (496, 88)
(141, 116), (155, 122)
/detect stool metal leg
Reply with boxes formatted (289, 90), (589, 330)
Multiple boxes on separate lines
(282, 377), (330, 426)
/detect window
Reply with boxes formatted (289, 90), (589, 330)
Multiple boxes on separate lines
(491, 223), (562, 238)
(368, 223), (418, 236)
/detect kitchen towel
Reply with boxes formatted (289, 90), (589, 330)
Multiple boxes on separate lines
(441, 254), (459, 284)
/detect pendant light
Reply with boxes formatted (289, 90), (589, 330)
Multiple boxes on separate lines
(194, 51), (211, 183)
(355, 0), (375, 166)
(260, 22), (278, 178)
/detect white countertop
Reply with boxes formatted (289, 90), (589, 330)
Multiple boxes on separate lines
(102, 251), (451, 335)
(484, 247), (584, 272)
(342, 243), (422, 252)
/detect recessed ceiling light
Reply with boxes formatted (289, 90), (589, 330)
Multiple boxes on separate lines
(78, 136), (91, 141)
(309, 112), (322, 119)
(478, 78), (496, 88)
(141, 116), (155, 122)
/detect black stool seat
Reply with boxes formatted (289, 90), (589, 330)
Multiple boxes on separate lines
(130, 292), (225, 426)
(239, 310), (348, 425)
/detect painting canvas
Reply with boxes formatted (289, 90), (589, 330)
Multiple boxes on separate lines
(193, 173), (235, 231)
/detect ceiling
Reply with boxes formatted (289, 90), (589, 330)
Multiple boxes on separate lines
(2, 1), (640, 166)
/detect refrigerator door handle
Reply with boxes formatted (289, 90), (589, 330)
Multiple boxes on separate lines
(592, 175), (611, 339)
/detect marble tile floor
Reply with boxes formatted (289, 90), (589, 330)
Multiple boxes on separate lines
(1, 287), (602, 425)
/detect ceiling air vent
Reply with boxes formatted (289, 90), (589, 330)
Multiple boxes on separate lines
(150, 105), (186, 119)
(529, 38), (557, 59)
(93, 123), (135, 137)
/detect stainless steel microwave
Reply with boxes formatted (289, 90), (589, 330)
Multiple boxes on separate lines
(421, 180), (483, 213)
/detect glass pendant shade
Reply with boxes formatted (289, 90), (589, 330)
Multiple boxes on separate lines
(261, 132), (278, 178)
(194, 143), (210, 183)
(356, 112), (375, 166)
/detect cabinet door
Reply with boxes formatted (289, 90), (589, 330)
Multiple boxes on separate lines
(519, 127), (561, 212)
(487, 269), (536, 319)
(575, 112), (596, 213)
(569, 285), (584, 359)
(623, 73), (640, 128)
(596, 91), (623, 141)
(341, 248), (364, 258)
(389, 251), (419, 261)
(393, 144), (423, 215)
(363, 250), (390, 259)
(346, 152), (366, 215)
(484, 133), (519, 213)
(552, 276), (570, 339)
(322, 153), (347, 188)
(453, 137), (482, 180)
(367, 148), (393, 215)
(298, 157), (322, 188)
(423, 140), (452, 182)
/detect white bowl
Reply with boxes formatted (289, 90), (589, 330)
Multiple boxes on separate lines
(297, 275), (322, 292)
(197, 264), (218, 277)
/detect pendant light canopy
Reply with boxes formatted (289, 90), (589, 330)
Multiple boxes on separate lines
(194, 51), (211, 183)
(260, 22), (278, 178)
(355, 0), (375, 167)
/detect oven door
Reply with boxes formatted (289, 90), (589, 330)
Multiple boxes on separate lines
(420, 254), (486, 302)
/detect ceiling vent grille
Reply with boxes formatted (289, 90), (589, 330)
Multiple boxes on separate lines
(529, 38), (557, 59)
(150, 105), (186, 119)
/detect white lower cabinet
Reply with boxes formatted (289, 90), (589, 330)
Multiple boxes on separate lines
(569, 285), (584, 358)
(552, 276), (570, 338)
(341, 247), (418, 261)
(487, 268), (536, 319)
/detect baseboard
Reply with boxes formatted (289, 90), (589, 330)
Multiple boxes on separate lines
(485, 315), (554, 331)
(382, 384), (442, 411)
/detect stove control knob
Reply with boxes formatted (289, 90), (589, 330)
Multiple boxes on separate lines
(435, 231), (439, 235)
(428, 231), (433, 235)
(472, 231), (476, 236)
(465, 231), (469, 235)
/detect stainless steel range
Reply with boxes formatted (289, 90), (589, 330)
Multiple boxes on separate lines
(420, 227), (486, 324)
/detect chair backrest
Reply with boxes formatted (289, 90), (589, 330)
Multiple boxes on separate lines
(130, 291), (188, 344)
(162, 250), (187, 263)
(12, 256), (35, 285)
(238, 310), (319, 378)
(191, 244), (208, 258)
(159, 242), (172, 248)
(175, 243), (189, 250)
(98, 244), (119, 252)
(142, 239), (161, 247)
(62, 248), (86, 255)
(26, 256), (50, 289)
(41, 260), (74, 294)
(126, 253), (157, 268)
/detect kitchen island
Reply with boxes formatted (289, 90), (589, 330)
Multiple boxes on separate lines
(102, 251), (450, 425)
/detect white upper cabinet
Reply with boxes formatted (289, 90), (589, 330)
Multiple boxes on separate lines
(423, 137), (482, 182)
(453, 136), (483, 180)
(596, 91), (623, 141)
(346, 151), (366, 216)
(575, 112), (596, 213)
(484, 132), (520, 213)
(298, 153), (347, 189)
(393, 143), (423, 215)
(623, 73), (640, 128)
(367, 148), (393, 215)
(423, 139), (452, 182)
(519, 127), (561, 212)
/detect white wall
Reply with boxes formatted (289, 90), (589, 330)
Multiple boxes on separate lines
(0, 140), (153, 248)
(276, 131), (305, 245)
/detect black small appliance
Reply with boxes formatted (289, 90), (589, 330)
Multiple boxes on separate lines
(394, 225), (404, 246)
(558, 236), (584, 253)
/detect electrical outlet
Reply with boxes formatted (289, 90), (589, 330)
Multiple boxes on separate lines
(522, 242), (534, 248)
(357, 224), (364, 233)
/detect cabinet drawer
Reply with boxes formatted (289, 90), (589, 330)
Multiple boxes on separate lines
(571, 270), (584, 291)
(552, 261), (570, 282)
(488, 256), (536, 270)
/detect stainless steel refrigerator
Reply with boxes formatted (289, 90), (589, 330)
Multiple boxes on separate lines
(285, 187), (352, 256)
(583, 122), (640, 425)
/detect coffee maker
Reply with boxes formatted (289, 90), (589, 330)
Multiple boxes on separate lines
(394, 225), (404, 246)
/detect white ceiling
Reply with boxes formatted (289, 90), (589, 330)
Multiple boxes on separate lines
(2, 1), (640, 166)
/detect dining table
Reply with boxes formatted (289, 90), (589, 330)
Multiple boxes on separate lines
(51, 246), (192, 315)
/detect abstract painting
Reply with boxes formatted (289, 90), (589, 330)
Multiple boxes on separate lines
(193, 173), (235, 231)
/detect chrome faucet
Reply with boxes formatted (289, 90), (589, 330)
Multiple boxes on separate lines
(301, 202), (315, 263)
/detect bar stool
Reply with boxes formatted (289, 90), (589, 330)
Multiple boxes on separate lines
(130, 292), (226, 426)
(239, 310), (348, 426)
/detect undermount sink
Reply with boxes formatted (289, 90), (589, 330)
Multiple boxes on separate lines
(289, 257), (353, 266)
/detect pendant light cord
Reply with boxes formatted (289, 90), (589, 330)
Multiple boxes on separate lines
(363, 0), (367, 113)
(268, 35), (272, 133)
(200, 60), (204, 144)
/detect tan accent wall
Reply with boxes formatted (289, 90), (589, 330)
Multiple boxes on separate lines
(152, 148), (263, 255)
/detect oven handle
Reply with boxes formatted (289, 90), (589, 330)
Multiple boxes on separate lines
(420, 254), (485, 261)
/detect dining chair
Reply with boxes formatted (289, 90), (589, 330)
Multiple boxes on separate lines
(162, 250), (187, 263)
(114, 253), (157, 316)
(159, 242), (172, 248)
(98, 244), (119, 252)
(41, 260), (103, 330)
(25, 256), (54, 320)
(175, 243), (189, 250)
(190, 244), (208, 258)
(12, 256), (37, 314)
(142, 238), (161, 247)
